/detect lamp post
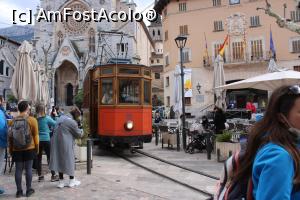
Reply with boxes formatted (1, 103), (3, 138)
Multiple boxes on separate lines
(175, 35), (187, 150)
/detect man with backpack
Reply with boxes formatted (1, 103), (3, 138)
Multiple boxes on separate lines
(8, 101), (39, 198)
(0, 96), (8, 195)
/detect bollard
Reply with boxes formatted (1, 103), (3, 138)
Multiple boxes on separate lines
(176, 128), (180, 151)
(206, 133), (212, 160)
(87, 139), (92, 175)
(155, 126), (159, 146)
(217, 149), (220, 162)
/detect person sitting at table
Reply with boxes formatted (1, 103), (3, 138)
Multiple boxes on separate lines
(246, 97), (256, 114)
(154, 112), (162, 124)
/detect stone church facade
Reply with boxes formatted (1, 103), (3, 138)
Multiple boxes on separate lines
(34, 0), (154, 107)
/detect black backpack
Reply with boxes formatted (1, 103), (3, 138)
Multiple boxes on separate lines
(215, 151), (253, 200)
(10, 117), (32, 150)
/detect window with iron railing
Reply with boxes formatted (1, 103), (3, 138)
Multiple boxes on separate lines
(232, 41), (245, 62)
(185, 97), (191, 106)
(292, 40), (300, 53)
(213, 0), (221, 6)
(214, 21), (223, 32)
(291, 10), (300, 22)
(166, 77), (170, 87)
(294, 66), (300, 72)
(179, 2), (187, 12)
(181, 48), (191, 63)
(250, 16), (260, 27)
(179, 25), (188, 35)
(155, 73), (160, 79)
(251, 40), (263, 61)
(167, 96), (170, 106)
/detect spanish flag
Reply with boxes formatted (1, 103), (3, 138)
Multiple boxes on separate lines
(219, 35), (229, 57)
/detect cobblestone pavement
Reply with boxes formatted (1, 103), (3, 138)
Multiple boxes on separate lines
(0, 141), (223, 200)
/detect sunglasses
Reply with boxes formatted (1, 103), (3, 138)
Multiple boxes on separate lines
(288, 85), (300, 95)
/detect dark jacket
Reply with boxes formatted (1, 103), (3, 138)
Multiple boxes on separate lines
(214, 110), (226, 133)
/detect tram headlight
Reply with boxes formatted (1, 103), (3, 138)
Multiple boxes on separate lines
(124, 121), (134, 131)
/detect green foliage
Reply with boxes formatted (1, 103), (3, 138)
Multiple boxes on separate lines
(76, 117), (90, 147)
(75, 89), (83, 108)
(216, 130), (233, 142)
(7, 94), (17, 103)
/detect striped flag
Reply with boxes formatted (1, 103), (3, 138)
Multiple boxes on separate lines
(219, 35), (229, 57)
(270, 28), (276, 59)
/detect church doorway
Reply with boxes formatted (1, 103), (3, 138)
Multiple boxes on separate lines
(66, 83), (74, 106)
(55, 61), (78, 106)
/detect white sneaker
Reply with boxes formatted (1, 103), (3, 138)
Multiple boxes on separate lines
(57, 180), (65, 189)
(68, 179), (81, 187)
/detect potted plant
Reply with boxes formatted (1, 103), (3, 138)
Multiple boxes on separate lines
(74, 89), (83, 109)
(215, 130), (241, 161)
(75, 117), (91, 162)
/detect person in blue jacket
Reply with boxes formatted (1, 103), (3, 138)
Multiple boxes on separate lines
(0, 96), (8, 194)
(233, 85), (300, 200)
(35, 104), (58, 182)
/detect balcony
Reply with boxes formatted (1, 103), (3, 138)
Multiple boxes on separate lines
(223, 51), (270, 66)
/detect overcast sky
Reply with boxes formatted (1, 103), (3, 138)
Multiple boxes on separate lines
(0, 0), (154, 28)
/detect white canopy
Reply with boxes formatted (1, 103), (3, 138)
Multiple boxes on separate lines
(217, 70), (300, 91)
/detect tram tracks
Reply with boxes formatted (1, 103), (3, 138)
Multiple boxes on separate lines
(112, 149), (219, 200)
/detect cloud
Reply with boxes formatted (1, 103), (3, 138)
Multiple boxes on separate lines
(0, 0), (38, 28)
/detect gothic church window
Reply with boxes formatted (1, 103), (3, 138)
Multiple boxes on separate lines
(57, 31), (64, 47)
(0, 60), (4, 75)
(89, 29), (96, 53)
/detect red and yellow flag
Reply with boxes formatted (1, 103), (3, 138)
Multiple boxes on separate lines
(219, 35), (229, 57)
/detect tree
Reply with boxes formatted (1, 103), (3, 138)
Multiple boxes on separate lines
(257, 0), (300, 34)
(74, 89), (83, 109)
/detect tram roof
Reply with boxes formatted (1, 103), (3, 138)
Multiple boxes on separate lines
(93, 63), (150, 69)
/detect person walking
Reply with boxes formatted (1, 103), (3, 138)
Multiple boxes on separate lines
(0, 96), (8, 195)
(233, 85), (300, 199)
(8, 101), (39, 198)
(213, 106), (226, 134)
(35, 104), (59, 182)
(49, 106), (83, 188)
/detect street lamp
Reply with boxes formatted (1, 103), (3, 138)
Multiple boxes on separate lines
(175, 35), (187, 150)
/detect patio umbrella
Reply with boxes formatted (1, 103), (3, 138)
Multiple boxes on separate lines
(10, 41), (37, 102)
(34, 63), (49, 105)
(213, 55), (226, 110)
(217, 70), (300, 91)
(173, 65), (182, 116)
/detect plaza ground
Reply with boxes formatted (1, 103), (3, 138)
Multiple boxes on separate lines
(1, 141), (223, 200)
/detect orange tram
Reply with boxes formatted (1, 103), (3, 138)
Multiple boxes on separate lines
(85, 64), (152, 148)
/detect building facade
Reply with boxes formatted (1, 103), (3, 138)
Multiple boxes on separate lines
(155, 0), (300, 116)
(0, 35), (20, 100)
(33, 0), (154, 107)
(148, 15), (164, 106)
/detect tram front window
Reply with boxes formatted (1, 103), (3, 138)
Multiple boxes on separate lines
(101, 79), (113, 105)
(119, 79), (140, 104)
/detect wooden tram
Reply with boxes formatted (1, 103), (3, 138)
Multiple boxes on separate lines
(85, 64), (152, 148)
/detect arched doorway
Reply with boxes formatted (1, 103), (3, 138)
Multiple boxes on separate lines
(55, 61), (78, 106)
